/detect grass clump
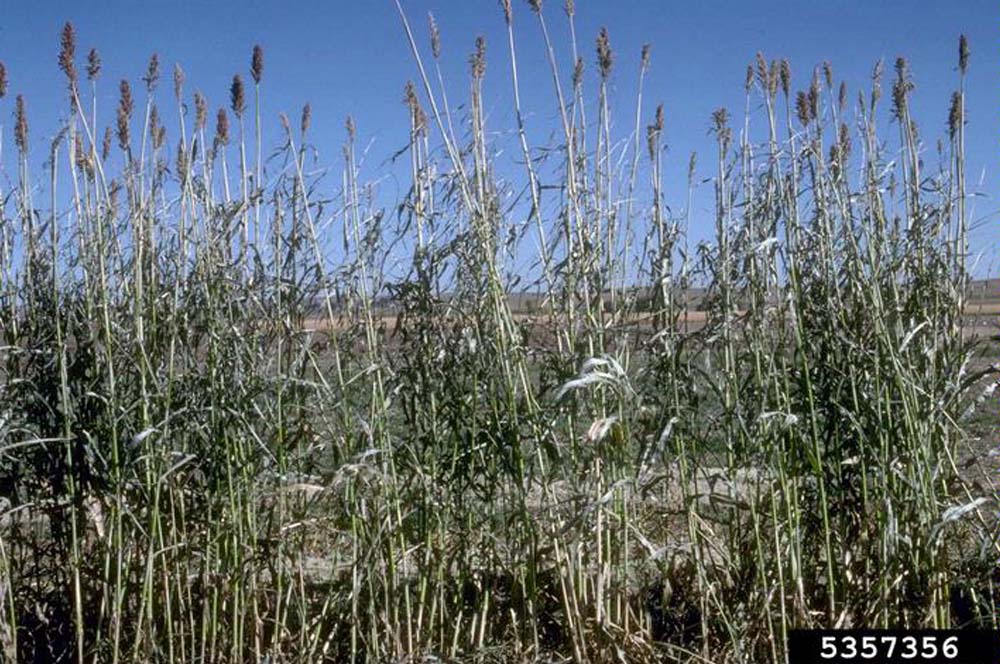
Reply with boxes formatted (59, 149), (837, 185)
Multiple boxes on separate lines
(0, 6), (995, 664)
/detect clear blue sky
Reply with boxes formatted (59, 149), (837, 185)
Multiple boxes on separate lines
(1, 0), (996, 272)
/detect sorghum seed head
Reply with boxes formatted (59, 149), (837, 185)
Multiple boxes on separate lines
(891, 57), (913, 120)
(958, 35), (969, 74)
(251, 45), (264, 84)
(301, 102), (311, 135)
(768, 60), (779, 98)
(871, 59), (883, 107)
(646, 107), (662, 161)
(176, 142), (188, 181)
(596, 27), (613, 80)
(572, 57), (584, 88)
(73, 134), (88, 173)
(947, 91), (962, 139)
(470, 37), (486, 80)
(102, 126), (111, 161)
(15, 95), (28, 153)
(194, 92), (207, 131)
(215, 108), (229, 145)
(118, 80), (133, 118)
(143, 53), (160, 91)
(59, 22), (78, 93)
(150, 105), (160, 138)
(755, 52), (768, 89)
(711, 107), (730, 147)
(403, 81), (426, 132)
(779, 59), (791, 97)
(795, 90), (810, 127)
(428, 13), (441, 59)
(173, 64), (185, 100)
(838, 122), (851, 159)
(87, 48), (101, 81)
(116, 106), (130, 151)
(230, 75), (245, 116)
(808, 72), (819, 119)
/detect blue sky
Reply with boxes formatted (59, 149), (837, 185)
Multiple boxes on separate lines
(1, 0), (996, 273)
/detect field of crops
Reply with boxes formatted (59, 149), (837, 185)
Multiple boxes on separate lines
(0, 3), (996, 662)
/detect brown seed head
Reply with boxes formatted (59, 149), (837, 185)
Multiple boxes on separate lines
(711, 107), (730, 147)
(117, 80), (133, 150)
(871, 59), (883, 107)
(947, 91), (962, 139)
(779, 59), (791, 97)
(640, 44), (651, 73)
(194, 92), (207, 131)
(59, 23), (78, 93)
(822, 61), (832, 89)
(572, 57), (584, 88)
(891, 57), (913, 120)
(301, 102), (311, 135)
(102, 126), (111, 161)
(428, 13), (441, 59)
(116, 108), (130, 151)
(251, 45), (264, 84)
(564, 0), (574, 17)
(403, 80), (426, 133)
(87, 48), (101, 81)
(0, 62), (7, 99)
(173, 64), (185, 100)
(838, 122), (851, 160)
(230, 75), (245, 116)
(838, 81), (847, 113)
(596, 27), (613, 80)
(346, 115), (356, 141)
(958, 35), (969, 74)
(470, 36), (486, 80)
(501, 0), (512, 24)
(768, 60), (779, 98)
(176, 142), (188, 182)
(118, 80), (133, 117)
(755, 52), (768, 89)
(14, 95), (28, 153)
(795, 91), (810, 127)
(808, 72), (820, 120)
(215, 108), (229, 146)
(744, 65), (754, 93)
(73, 134), (90, 175)
(143, 53), (160, 91)
(527, 0), (542, 13)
